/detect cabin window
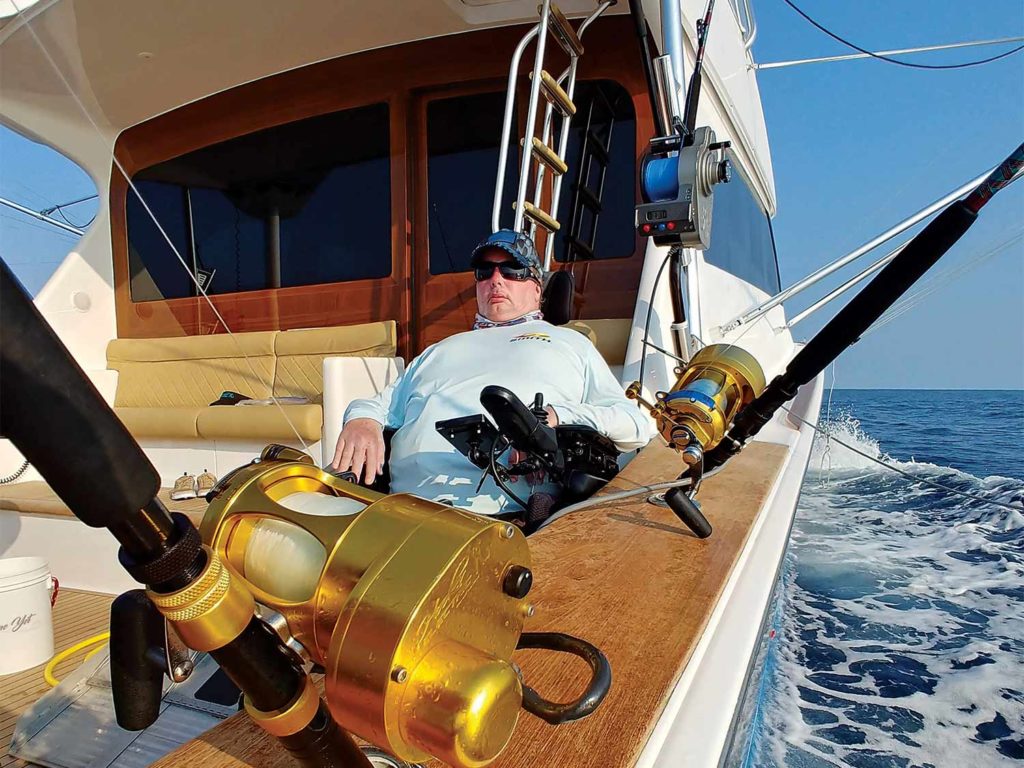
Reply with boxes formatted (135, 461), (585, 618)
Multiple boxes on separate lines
(426, 91), (518, 275)
(126, 103), (391, 301)
(702, 156), (781, 295)
(553, 79), (636, 263)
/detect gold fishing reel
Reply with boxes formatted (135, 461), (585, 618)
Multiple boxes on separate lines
(627, 344), (766, 460)
(198, 446), (532, 768)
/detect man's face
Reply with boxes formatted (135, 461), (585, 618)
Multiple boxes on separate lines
(475, 249), (542, 323)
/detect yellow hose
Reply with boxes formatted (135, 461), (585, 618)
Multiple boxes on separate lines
(44, 632), (110, 687)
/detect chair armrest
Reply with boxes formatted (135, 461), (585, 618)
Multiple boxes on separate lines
(322, 357), (405, 458)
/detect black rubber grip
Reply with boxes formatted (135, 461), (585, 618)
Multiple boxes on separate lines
(665, 487), (713, 538)
(0, 260), (160, 527)
(110, 590), (166, 730)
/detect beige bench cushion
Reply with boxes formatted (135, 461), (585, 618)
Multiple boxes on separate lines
(564, 319), (631, 367)
(115, 407), (201, 439)
(273, 322), (397, 403)
(108, 332), (277, 407)
(196, 405), (323, 442)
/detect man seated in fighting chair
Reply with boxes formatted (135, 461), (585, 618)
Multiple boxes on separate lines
(331, 229), (654, 526)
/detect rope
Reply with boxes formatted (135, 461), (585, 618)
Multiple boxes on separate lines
(781, 0), (1024, 70)
(784, 406), (1024, 514)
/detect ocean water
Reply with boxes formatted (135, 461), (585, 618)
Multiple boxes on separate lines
(748, 389), (1024, 768)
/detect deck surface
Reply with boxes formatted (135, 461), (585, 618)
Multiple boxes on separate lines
(1, 589), (114, 767)
(152, 440), (789, 768)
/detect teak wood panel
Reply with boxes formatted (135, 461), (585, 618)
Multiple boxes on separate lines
(152, 441), (789, 768)
(111, 17), (651, 357)
(1, 589), (114, 768)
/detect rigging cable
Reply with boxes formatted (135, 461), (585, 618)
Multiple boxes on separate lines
(636, 247), (678, 396)
(783, 406), (1024, 514)
(11, 5), (311, 453)
(781, 0), (1024, 70)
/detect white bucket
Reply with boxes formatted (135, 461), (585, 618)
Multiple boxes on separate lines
(0, 557), (55, 675)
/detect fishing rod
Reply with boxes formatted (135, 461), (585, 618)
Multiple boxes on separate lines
(1, 256), (613, 766)
(0, 260), (372, 768)
(703, 142), (1024, 471)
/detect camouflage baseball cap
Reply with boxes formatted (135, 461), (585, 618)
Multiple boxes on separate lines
(470, 229), (543, 283)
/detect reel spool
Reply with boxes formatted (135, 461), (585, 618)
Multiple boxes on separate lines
(200, 447), (531, 768)
(628, 344), (766, 460)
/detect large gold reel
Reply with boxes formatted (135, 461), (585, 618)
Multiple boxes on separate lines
(629, 343), (766, 456)
(199, 449), (531, 768)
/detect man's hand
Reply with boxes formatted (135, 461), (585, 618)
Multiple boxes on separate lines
(510, 406), (558, 485)
(332, 418), (385, 485)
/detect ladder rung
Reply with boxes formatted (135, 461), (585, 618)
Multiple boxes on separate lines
(585, 130), (610, 162)
(542, 3), (584, 58)
(516, 201), (562, 232)
(528, 137), (568, 176)
(577, 185), (602, 212)
(534, 70), (577, 117)
(565, 234), (595, 260)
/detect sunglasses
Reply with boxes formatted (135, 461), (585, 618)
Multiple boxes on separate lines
(473, 261), (533, 282)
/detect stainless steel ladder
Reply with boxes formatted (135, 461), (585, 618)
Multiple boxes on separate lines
(491, 0), (616, 270)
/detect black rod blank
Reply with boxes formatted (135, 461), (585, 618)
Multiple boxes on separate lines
(0, 260), (162, 531)
(705, 143), (1023, 471)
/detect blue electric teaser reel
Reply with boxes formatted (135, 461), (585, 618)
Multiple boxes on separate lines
(636, 126), (731, 249)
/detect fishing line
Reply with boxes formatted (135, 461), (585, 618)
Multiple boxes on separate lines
(11, 3), (311, 453)
(783, 406), (1024, 514)
(861, 228), (1023, 338)
(817, 361), (835, 487)
(781, 0), (1024, 70)
(536, 476), (696, 530)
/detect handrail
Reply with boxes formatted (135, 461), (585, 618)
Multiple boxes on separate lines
(492, 25), (540, 233)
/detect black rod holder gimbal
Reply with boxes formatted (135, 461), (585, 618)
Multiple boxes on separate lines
(0, 260), (370, 768)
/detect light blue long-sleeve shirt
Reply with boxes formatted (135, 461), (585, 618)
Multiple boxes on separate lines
(344, 320), (655, 515)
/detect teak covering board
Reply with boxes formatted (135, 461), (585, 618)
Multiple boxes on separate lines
(152, 440), (789, 768)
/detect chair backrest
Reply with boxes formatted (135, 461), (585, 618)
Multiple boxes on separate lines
(541, 270), (575, 326)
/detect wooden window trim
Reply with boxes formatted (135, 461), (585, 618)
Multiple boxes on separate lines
(110, 18), (654, 354)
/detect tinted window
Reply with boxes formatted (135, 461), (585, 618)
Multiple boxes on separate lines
(554, 80), (636, 262)
(702, 156), (780, 294)
(127, 104), (391, 301)
(427, 92), (517, 274)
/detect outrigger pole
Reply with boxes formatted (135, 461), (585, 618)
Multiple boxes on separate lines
(0, 261), (372, 768)
(703, 142), (1024, 471)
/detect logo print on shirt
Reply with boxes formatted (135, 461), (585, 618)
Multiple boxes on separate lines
(510, 332), (551, 343)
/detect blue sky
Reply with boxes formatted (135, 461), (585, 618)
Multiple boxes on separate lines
(0, 0), (1021, 388)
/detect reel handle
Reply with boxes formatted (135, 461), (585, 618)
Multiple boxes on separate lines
(517, 632), (612, 725)
(665, 487), (713, 538)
